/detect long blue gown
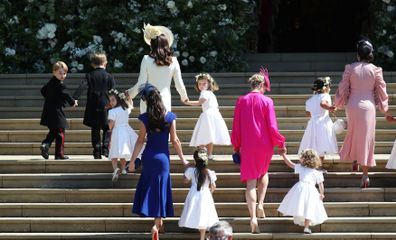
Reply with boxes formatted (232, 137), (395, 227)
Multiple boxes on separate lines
(132, 112), (176, 217)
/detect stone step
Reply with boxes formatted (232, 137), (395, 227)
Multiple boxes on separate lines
(0, 141), (393, 155)
(2, 129), (396, 143)
(1, 106), (396, 119)
(1, 94), (396, 108)
(0, 232), (395, 240)
(2, 82), (396, 97)
(0, 155), (393, 174)
(0, 217), (395, 233)
(1, 202), (395, 218)
(1, 118), (395, 131)
(0, 188), (392, 203)
(0, 172), (395, 189)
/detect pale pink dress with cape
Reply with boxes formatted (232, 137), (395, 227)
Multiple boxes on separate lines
(335, 62), (388, 167)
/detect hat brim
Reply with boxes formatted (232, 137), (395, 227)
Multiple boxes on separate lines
(144, 26), (174, 47)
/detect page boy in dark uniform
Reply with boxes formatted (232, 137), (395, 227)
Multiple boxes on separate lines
(73, 53), (115, 159)
(40, 61), (78, 160)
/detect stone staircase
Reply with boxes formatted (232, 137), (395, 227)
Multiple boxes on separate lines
(1, 60), (396, 239)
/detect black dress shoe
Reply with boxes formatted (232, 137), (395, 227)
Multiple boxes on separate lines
(55, 155), (69, 160)
(93, 151), (102, 159)
(40, 144), (49, 159)
(102, 147), (109, 158)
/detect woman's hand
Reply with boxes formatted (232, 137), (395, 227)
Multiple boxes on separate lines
(320, 194), (325, 200)
(278, 146), (287, 156)
(328, 106), (337, 113)
(182, 159), (189, 168)
(386, 115), (396, 123)
(128, 160), (135, 173)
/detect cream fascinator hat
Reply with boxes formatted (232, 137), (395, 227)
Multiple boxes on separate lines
(143, 23), (174, 46)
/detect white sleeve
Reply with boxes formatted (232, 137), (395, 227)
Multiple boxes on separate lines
(172, 57), (188, 101)
(315, 170), (325, 184)
(323, 93), (332, 105)
(108, 109), (116, 121)
(184, 167), (194, 180)
(294, 164), (302, 174)
(200, 90), (210, 100)
(209, 170), (217, 183)
(126, 56), (149, 98)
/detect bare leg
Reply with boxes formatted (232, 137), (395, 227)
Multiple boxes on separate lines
(206, 143), (214, 156)
(361, 165), (369, 176)
(199, 229), (206, 240)
(257, 173), (269, 218)
(304, 219), (311, 228)
(120, 158), (126, 170)
(246, 179), (260, 233)
(152, 218), (162, 240)
(111, 158), (118, 170)
(320, 156), (324, 166)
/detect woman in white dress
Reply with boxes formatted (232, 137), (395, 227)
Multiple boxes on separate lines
(185, 73), (231, 160)
(179, 148), (218, 240)
(278, 149), (328, 234)
(299, 77), (338, 165)
(126, 24), (188, 113)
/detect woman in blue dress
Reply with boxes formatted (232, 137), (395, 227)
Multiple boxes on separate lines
(128, 84), (188, 240)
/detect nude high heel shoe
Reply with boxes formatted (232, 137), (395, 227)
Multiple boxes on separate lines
(257, 205), (266, 218)
(250, 218), (260, 234)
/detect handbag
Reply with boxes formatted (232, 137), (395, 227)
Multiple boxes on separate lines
(331, 113), (347, 135)
(232, 152), (241, 165)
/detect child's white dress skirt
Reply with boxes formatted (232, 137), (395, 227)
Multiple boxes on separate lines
(189, 108), (231, 146)
(386, 140), (396, 169)
(109, 125), (138, 160)
(278, 181), (328, 226)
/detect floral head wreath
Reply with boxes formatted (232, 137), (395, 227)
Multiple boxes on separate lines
(108, 89), (126, 100)
(194, 147), (209, 167)
(195, 73), (214, 83)
(142, 23), (174, 46)
(260, 66), (271, 91)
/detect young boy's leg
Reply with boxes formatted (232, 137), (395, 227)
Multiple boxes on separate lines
(54, 128), (68, 159)
(40, 128), (56, 159)
(102, 124), (110, 157)
(91, 126), (102, 159)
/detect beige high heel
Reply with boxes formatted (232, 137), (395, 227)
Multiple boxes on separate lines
(250, 218), (260, 234)
(257, 205), (266, 218)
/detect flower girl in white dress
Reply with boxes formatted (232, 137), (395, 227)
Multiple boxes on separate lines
(184, 73), (231, 160)
(179, 148), (219, 240)
(278, 149), (328, 234)
(299, 77), (338, 166)
(107, 89), (139, 182)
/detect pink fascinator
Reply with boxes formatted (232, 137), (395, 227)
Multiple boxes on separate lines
(260, 67), (271, 91)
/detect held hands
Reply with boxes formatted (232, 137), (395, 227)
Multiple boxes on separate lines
(278, 146), (287, 156)
(328, 105), (337, 113)
(386, 115), (396, 123)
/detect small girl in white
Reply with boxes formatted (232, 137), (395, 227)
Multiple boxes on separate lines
(184, 73), (231, 160)
(107, 89), (139, 182)
(278, 149), (328, 234)
(299, 77), (338, 166)
(179, 148), (219, 240)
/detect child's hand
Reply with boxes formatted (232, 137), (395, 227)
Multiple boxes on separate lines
(328, 106), (336, 113)
(182, 100), (190, 106)
(386, 115), (395, 123)
(278, 147), (287, 156)
(320, 194), (325, 200)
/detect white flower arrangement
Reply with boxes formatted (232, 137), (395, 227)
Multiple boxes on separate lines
(114, 59), (124, 68)
(199, 57), (207, 64)
(36, 23), (57, 40)
(4, 48), (16, 57)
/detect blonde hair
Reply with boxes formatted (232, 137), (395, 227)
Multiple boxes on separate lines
(300, 149), (321, 169)
(194, 73), (219, 92)
(248, 73), (265, 90)
(90, 53), (107, 66)
(52, 61), (68, 72)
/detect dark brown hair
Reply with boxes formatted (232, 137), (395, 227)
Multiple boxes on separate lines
(193, 148), (211, 191)
(146, 88), (168, 131)
(149, 34), (173, 66)
(357, 40), (374, 62)
(107, 90), (128, 110)
(194, 73), (219, 92)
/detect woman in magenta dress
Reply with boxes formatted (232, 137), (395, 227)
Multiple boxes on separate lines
(335, 40), (389, 188)
(231, 70), (286, 233)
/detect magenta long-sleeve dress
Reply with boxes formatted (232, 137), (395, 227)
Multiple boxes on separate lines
(232, 92), (285, 182)
(335, 62), (389, 167)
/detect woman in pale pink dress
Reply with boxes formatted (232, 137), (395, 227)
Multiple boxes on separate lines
(231, 70), (286, 233)
(335, 40), (389, 188)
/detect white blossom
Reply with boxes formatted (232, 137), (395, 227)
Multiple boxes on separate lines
(61, 41), (75, 52)
(217, 4), (227, 11)
(188, 56), (195, 62)
(167, 1), (176, 9)
(71, 61), (79, 67)
(382, 0), (391, 4)
(114, 59), (124, 68)
(77, 64), (84, 71)
(70, 68), (78, 73)
(181, 59), (189, 66)
(174, 51), (180, 57)
(200, 56), (207, 64)
(209, 50), (218, 57)
(4, 48), (16, 56)
(8, 16), (19, 25)
(387, 5), (395, 12)
(93, 35), (103, 44)
(182, 51), (189, 57)
(187, 1), (193, 8)
(36, 23), (57, 40)
(385, 50), (394, 58)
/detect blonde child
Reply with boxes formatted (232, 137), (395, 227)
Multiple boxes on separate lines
(40, 61), (78, 160)
(184, 73), (231, 160)
(179, 148), (219, 240)
(278, 149), (328, 234)
(299, 77), (338, 167)
(107, 89), (139, 182)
